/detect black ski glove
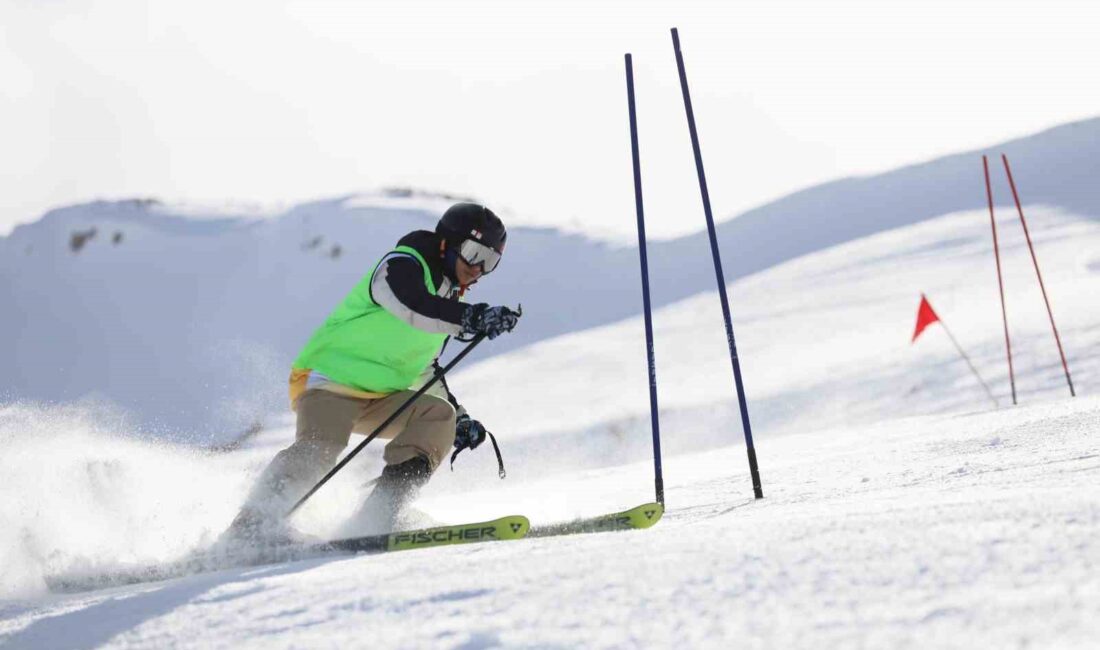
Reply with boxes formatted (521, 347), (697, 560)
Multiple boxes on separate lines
(460, 303), (521, 340)
(450, 413), (507, 479)
(453, 414), (487, 451)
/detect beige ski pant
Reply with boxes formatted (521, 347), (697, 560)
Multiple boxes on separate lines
(240, 388), (456, 519)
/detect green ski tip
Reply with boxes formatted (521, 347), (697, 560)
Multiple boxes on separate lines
(530, 502), (665, 537)
(626, 502), (665, 529)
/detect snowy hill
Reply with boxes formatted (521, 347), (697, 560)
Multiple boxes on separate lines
(1, 184), (1098, 647)
(2, 118), (1098, 438)
(455, 207), (1099, 450)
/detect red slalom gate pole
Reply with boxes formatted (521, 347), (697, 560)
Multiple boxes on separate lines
(1001, 154), (1076, 397)
(984, 155), (1017, 405)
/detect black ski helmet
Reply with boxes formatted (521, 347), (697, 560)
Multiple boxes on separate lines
(436, 202), (507, 254)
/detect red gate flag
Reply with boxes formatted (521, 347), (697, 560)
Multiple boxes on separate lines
(909, 291), (998, 406)
(912, 294), (941, 342)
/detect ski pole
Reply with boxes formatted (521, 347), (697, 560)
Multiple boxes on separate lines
(285, 333), (487, 518)
(671, 27), (764, 499)
(625, 52), (666, 506)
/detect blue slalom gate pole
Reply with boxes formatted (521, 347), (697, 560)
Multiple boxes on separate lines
(670, 28), (763, 499)
(625, 53), (665, 506)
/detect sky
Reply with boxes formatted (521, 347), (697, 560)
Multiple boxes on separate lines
(1, 0), (1098, 240)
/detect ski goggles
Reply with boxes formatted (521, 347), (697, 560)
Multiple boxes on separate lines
(457, 238), (503, 274)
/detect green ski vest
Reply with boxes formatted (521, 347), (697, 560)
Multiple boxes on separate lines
(293, 245), (450, 393)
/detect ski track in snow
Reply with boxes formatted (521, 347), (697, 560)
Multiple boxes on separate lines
(1, 207), (1099, 648)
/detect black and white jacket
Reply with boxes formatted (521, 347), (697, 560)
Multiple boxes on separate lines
(369, 230), (471, 415)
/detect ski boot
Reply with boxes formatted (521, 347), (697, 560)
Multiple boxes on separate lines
(348, 456), (433, 535)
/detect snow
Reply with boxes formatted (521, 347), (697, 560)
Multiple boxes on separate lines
(2, 398), (1098, 648)
(341, 190), (476, 216)
(2, 186), (1099, 647)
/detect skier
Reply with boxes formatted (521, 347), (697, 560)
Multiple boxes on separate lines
(224, 202), (520, 543)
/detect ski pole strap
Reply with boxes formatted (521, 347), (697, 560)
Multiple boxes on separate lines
(488, 432), (506, 479)
(450, 431), (506, 479)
